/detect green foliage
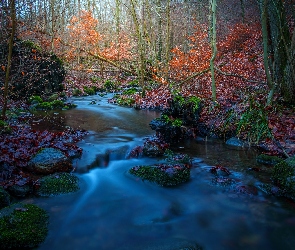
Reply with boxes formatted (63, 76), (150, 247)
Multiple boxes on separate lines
(50, 54), (64, 66)
(237, 104), (272, 144)
(122, 88), (137, 95)
(28, 95), (43, 104)
(73, 88), (82, 96)
(128, 79), (139, 87)
(0, 120), (12, 134)
(116, 97), (135, 106)
(36, 172), (79, 197)
(83, 86), (96, 95)
(104, 80), (117, 90)
(90, 76), (101, 83)
(187, 96), (202, 112)
(160, 114), (183, 127)
(48, 93), (59, 101)
(36, 101), (53, 110)
(0, 203), (48, 249)
(22, 40), (42, 52)
(51, 100), (64, 109)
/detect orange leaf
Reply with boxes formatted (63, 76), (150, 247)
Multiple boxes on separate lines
(1, 65), (5, 71)
(21, 71), (25, 76)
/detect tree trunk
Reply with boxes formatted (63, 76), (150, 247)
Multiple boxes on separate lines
(2, 0), (16, 120)
(260, 0), (275, 105)
(267, 0), (295, 104)
(209, 0), (217, 102)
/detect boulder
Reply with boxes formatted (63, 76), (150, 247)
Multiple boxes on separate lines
(28, 148), (72, 174)
(36, 172), (79, 197)
(7, 184), (31, 197)
(0, 203), (48, 249)
(129, 164), (190, 186)
(225, 137), (249, 148)
(272, 156), (295, 197)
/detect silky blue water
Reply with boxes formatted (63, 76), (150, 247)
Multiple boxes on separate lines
(26, 94), (295, 250)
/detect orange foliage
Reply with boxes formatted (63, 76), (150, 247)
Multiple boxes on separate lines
(169, 23), (211, 80)
(170, 22), (265, 100)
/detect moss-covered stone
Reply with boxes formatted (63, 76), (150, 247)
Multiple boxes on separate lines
(271, 156), (295, 198)
(129, 164), (190, 186)
(256, 154), (283, 165)
(0, 203), (48, 249)
(28, 147), (72, 174)
(36, 172), (79, 197)
(0, 187), (10, 209)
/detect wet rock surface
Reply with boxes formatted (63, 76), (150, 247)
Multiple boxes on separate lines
(28, 147), (72, 174)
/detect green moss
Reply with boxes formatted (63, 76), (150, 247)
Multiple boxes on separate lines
(51, 100), (64, 109)
(128, 79), (139, 87)
(272, 156), (295, 194)
(48, 93), (59, 101)
(0, 120), (11, 134)
(257, 154), (283, 165)
(22, 40), (42, 52)
(83, 86), (96, 95)
(104, 80), (117, 90)
(122, 88), (137, 95)
(73, 88), (82, 96)
(237, 105), (272, 144)
(116, 97), (135, 106)
(90, 76), (101, 83)
(129, 164), (190, 186)
(36, 101), (53, 110)
(37, 172), (79, 197)
(0, 203), (48, 249)
(28, 95), (43, 104)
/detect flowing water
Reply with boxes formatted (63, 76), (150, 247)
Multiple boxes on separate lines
(25, 95), (295, 250)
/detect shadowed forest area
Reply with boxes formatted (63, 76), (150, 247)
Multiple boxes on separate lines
(0, 0), (295, 249)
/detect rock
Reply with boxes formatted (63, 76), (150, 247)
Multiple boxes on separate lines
(272, 156), (295, 198)
(7, 184), (31, 197)
(226, 137), (249, 148)
(256, 154), (283, 165)
(0, 39), (65, 99)
(129, 164), (190, 186)
(142, 137), (169, 157)
(36, 172), (79, 197)
(28, 148), (72, 174)
(0, 187), (10, 209)
(0, 203), (48, 249)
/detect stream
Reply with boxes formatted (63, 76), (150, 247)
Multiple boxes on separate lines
(25, 94), (295, 250)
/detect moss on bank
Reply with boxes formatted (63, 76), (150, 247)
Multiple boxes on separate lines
(0, 203), (48, 249)
(36, 172), (79, 197)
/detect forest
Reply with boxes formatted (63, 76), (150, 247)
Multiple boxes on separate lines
(0, 0), (295, 249)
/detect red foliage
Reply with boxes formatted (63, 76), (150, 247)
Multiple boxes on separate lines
(0, 126), (87, 169)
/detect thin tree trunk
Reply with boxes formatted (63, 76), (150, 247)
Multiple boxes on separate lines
(2, 0), (16, 120)
(261, 0), (275, 105)
(165, 0), (170, 83)
(209, 0), (217, 102)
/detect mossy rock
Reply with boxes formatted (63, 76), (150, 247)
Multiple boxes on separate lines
(0, 203), (48, 249)
(256, 154), (283, 165)
(36, 172), (79, 197)
(272, 156), (295, 195)
(28, 147), (72, 174)
(0, 187), (10, 209)
(129, 164), (190, 186)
